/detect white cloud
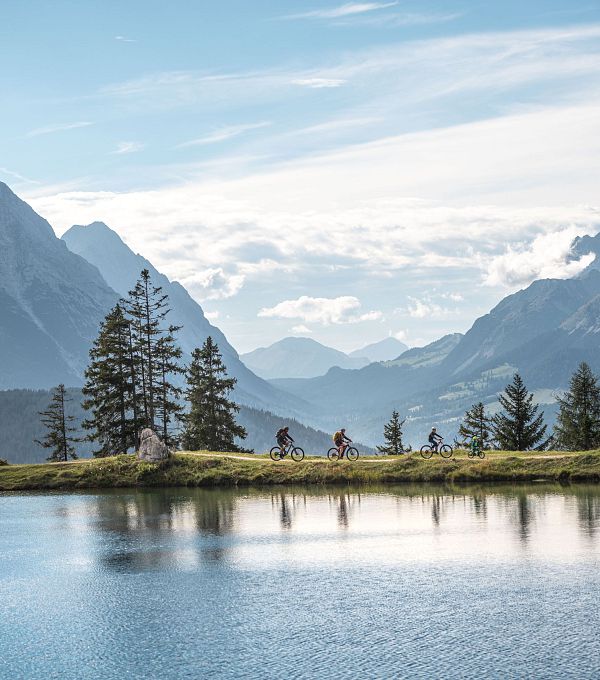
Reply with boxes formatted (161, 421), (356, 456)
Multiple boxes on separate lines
(205, 310), (220, 321)
(259, 296), (382, 325)
(112, 141), (144, 154)
(179, 268), (245, 300)
(25, 121), (93, 138)
(287, 2), (398, 20)
(291, 325), (313, 334)
(114, 35), (136, 42)
(484, 226), (596, 288)
(291, 78), (347, 88)
(440, 292), (464, 302)
(176, 122), (271, 148)
(405, 297), (453, 319)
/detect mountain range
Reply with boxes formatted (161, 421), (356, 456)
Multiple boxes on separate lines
(240, 336), (407, 379)
(3, 180), (600, 452)
(61, 221), (301, 412)
(272, 263), (600, 445)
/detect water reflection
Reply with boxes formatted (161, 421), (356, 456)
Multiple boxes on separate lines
(34, 484), (600, 573)
(2, 484), (599, 680)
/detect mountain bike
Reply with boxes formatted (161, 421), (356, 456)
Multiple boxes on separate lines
(270, 442), (305, 462)
(467, 439), (485, 459)
(328, 445), (359, 461)
(420, 439), (453, 459)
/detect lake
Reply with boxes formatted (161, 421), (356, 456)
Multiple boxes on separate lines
(1, 484), (599, 679)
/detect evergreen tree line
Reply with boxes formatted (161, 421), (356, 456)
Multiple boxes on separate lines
(36, 269), (247, 460)
(379, 363), (600, 453)
(457, 364), (600, 451)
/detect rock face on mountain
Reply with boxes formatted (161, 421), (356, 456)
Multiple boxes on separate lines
(241, 337), (369, 379)
(349, 337), (408, 362)
(439, 271), (600, 378)
(0, 182), (118, 388)
(62, 221), (304, 411)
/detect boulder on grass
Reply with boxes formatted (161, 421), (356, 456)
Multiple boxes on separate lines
(137, 428), (170, 462)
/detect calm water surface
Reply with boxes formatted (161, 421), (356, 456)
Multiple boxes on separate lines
(1, 484), (599, 679)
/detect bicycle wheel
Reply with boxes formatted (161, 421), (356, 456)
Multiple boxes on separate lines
(440, 444), (453, 458)
(420, 445), (433, 459)
(346, 447), (359, 461)
(327, 447), (339, 461)
(478, 450), (486, 459)
(291, 447), (305, 462)
(270, 446), (282, 461)
(468, 450), (475, 458)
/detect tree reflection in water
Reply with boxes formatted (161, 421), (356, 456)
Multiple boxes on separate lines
(92, 489), (238, 571)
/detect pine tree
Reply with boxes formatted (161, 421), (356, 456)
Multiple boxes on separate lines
(493, 373), (549, 451)
(125, 269), (180, 434)
(35, 385), (78, 462)
(459, 402), (493, 446)
(83, 304), (136, 457)
(155, 325), (185, 447)
(377, 410), (406, 455)
(554, 362), (600, 451)
(181, 337), (247, 452)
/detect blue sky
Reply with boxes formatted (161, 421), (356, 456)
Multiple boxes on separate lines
(2, 1), (600, 352)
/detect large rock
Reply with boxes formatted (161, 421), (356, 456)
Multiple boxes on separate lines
(137, 428), (170, 462)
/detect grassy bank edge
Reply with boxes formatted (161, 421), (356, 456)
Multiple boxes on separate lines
(1, 451), (600, 491)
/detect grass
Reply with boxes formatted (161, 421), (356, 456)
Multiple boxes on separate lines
(0, 449), (599, 491)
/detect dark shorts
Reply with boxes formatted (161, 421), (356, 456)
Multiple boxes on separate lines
(277, 438), (286, 448)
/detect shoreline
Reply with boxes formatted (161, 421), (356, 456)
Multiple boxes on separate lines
(1, 451), (600, 491)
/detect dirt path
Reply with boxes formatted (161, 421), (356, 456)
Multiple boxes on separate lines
(184, 452), (574, 464)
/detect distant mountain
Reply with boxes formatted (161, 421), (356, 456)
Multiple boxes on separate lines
(62, 222), (308, 412)
(241, 337), (369, 379)
(386, 334), (461, 368)
(63, 222), (236, 362)
(272, 262), (600, 446)
(349, 337), (408, 362)
(0, 182), (118, 388)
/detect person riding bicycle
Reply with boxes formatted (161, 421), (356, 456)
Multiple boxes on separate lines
(471, 434), (480, 455)
(333, 428), (352, 458)
(428, 427), (443, 452)
(276, 426), (294, 451)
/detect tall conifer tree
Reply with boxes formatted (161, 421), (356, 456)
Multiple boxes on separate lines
(83, 304), (136, 457)
(35, 384), (78, 461)
(493, 373), (548, 451)
(155, 325), (185, 447)
(181, 336), (247, 452)
(459, 402), (493, 446)
(126, 269), (170, 429)
(554, 362), (600, 451)
(377, 410), (406, 455)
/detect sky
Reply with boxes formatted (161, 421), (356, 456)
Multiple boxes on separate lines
(2, 0), (600, 353)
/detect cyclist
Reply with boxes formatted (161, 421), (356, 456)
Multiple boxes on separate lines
(333, 428), (352, 458)
(428, 427), (443, 452)
(276, 426), (294, 452)
(471, 434), (480, 456)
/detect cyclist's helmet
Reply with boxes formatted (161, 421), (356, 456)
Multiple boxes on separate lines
(341, 428), (346, 433)
(432, 427), (437, 432)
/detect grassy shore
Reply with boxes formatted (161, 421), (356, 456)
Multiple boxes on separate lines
(1, 450), (600, 491)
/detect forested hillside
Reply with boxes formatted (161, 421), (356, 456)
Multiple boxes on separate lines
(0, 390), (372, 463)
